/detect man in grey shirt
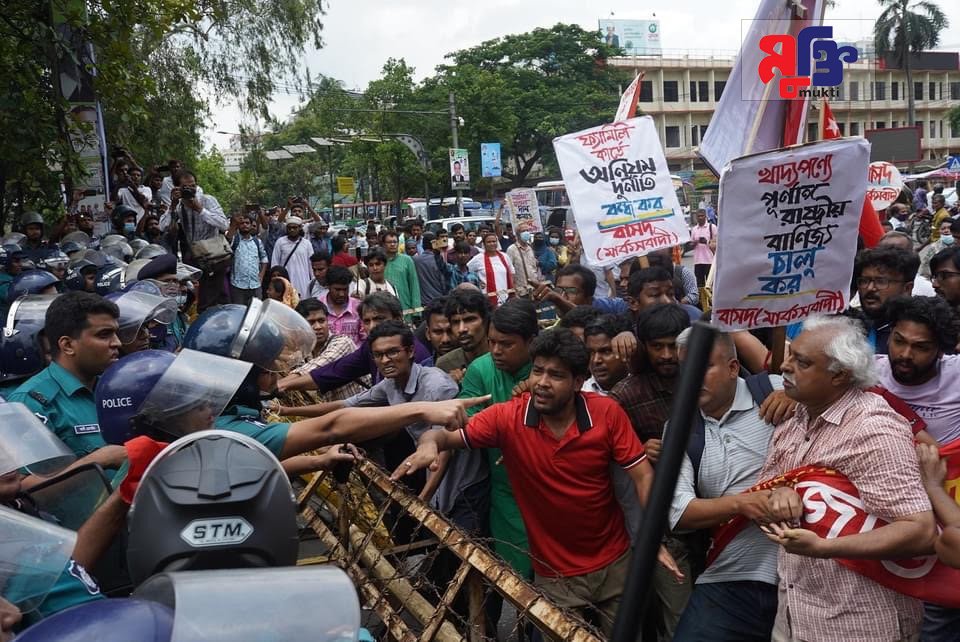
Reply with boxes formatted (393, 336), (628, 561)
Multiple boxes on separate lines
(668, 330), (783, 642)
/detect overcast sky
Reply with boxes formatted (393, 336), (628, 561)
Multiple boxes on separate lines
(206, 0), (960, 149)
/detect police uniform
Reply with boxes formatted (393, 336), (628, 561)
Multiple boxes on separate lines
(8, 362), (106, 457)
(0, 271), (12, 301)
(0, 379), (23, 400)
(215, 405), (290, 459)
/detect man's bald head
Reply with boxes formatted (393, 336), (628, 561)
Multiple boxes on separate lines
(877, 231), (914, 254)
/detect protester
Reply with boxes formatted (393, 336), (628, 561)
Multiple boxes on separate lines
(505, 227), (539, 296)
(382, 231), (421, 320)
(422, 297), (456, 360)
(849, 247), (919, 353)
(759, 315), (935, 642)
(436, 287), (490, 380)
(352, 248), (396, 299)
(306, 252), (330, 300)
(330, 235), (359, 268)
(468, 231), (515, 307)
(930, 245), (960, 308)
(689, 209), (717, 287)
(322, 266), (363, 347)
(413, 232), (451, 307)
(534, 264), (629, 316)
(227, 213), (268, 305)
(582, 315), (633, 395)
(448, 241), (482, 289)
(556, 305), (601, 341)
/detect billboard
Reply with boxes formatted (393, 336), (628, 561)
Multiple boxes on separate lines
(598, 19), (661, 56)
(449, 148), (470, 189)
(864, 126), (922, 164)
(480, 143), (502, 178)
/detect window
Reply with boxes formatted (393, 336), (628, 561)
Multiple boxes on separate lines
(691, 125), (699, 146)
(891, 82), (899, 101)
(699, 124), (708, 141)
(807, 123), (818, 142)
(638, 80), (653, 102)
(835, 84), (844, 100)
(875, 122), (886, 129)
(849, 81), (859, 100)
(837, 122), (846, 136)
(850, 122), (860, 136)
(665, 126), (681, 147)
(663, 80), (679, 102)
(689, 81), (698, 102)
(698, 81), (709, 102)
(714, 81), (726, 101)
(951, 121), (960, 138)
(929, 82), (936, 100)
(915, 82), (924, 100)
(873, 81), (886, 100)
(930, 120), (936, 137)
(939, 120), (944, 138)
(951, 82), (960, 100)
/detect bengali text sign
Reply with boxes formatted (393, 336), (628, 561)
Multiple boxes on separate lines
(713, 138), (869, 331)
(866, 161), (903, 210)
(553, 116), (688, 268)
(505, 188), (542, 235)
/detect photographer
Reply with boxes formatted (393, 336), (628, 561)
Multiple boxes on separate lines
(116, 165), (153, 222)
(162, 169), (230, 310)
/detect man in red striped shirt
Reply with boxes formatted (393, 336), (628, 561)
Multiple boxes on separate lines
(394, 327), (680, 635)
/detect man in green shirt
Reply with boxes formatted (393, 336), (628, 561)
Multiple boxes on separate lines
(383, 230), (421, 319)
(458, 299), (538, 578)
(9, 291), (125, 467)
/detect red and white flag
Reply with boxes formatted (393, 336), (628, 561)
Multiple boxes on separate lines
(614, 72), (644, 122)
(819, 99), (841, 139)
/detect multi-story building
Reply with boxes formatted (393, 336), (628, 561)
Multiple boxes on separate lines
(609, 48), (960, 172)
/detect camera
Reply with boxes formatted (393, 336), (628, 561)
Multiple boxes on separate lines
(180, 186), (197, 200)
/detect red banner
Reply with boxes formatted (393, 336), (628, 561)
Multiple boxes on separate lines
(708, 441), (960, 607)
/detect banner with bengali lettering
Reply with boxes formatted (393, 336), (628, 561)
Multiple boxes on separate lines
(712, 138), (869, 331)
(867, 161), (904, 210)
(505, 188), (543, 235)
(552, 116), (689, 268)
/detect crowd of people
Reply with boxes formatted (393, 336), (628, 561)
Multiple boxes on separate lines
(0, 157), (959, 642)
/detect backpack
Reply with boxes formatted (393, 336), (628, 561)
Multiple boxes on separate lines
(230, 234), (265, 274)
(686, 372), (774, 491)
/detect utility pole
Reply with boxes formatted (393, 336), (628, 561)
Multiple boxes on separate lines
(449, 91), (464, 218)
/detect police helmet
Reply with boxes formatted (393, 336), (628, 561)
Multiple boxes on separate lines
(0, 295), (57, 383)
(39, 249), (70, 271)
(125, 431), (298, 585)
(102, 240), (134, 264)
(96, 349), (252, 445)
(6, 269), (60, 303)
(101, 234), (128, 247)
(69, 248), (108, 271)
(1, 232), (27, 247)
(111, 204), (138, 228)
(182, 299), (315, 372)
(59, 240), (85, 257)
(14, 598), (174, 642)
(20, 211), (44, 228)
(94, 264), (126, 295)
(60, 230), (92, 249)
(135, 244), (169, 260)
(129, 238), (149, 253)
(105, 290), (176, 346)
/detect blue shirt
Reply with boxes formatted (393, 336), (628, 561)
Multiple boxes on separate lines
(592, 297), (629, 316)
(230, 235), (267, 290)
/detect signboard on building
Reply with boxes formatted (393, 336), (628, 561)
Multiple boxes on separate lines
(449, 148), (470, 189)
(597, 19), (661, 55)
(336, 177), (355, 194)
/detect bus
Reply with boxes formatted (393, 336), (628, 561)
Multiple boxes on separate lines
(332, 199), (425, 222)
(533, 177), (691, 228)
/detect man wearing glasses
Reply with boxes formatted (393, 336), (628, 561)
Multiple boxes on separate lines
(930, 245), (960, 309)
(848, 247), (919, 355)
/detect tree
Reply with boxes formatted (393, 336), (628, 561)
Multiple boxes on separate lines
(874, 0), (949, 130)
(949, 105), (960, 141)
(426, 23), (626, 187)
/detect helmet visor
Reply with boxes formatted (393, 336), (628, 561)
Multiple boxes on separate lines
(4, 294), (57, 334)
(0, 403), (75, 476)
(135, 567), (360, 641)
(114, 291), (178, 345)
(176, 262), (202, 282)
(61, 231), (92, 248)
(234, 299), (316, 372)
(0, 505), (77, 611)
(137, 350), (252, 438)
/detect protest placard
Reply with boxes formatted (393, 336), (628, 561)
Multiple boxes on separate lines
(712, 137), (870, 331)
(553, 116), (689, 268)
(505, 188), (542, 235)
(866, 161), (903, 210)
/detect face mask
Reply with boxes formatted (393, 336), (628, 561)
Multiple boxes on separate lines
(549, 238), (560, 246)
(123, 222), (136, 233)
(519, 232), (533, 244)
(943, 234), (956, 246)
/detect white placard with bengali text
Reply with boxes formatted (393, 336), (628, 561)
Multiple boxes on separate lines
(553, 116), (689, 268)
(866, 161), (903, 210)
(505, 188), (543, 235)
(712, 137), (870, 331)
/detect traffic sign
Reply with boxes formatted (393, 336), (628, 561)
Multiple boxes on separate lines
(947, 156), (960, 172)
(336, 177), (355, 194)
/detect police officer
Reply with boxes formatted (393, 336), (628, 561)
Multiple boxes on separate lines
(133, 253), (196, 348)
(6, 269), (60, 303)
(19, 212), (49, 259)
(0, 294), (57, 399)
(105, 289), (177, 356)
(0, 245), (24, 301)
(7, 291), (125, 467)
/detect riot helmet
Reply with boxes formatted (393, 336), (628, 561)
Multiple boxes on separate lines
(135, 244), (169, 261)
(183, 299), (315, 373)
(1, 233), (27, 247)
(133, 567), (360, 641)
(39, 249), (69, 273)
(0, 295), (56, 383)
(96, 349), (252, 444)
(94, 264), (126, 295)
(0, 506), (77, 612)
(20, 212), (44, 230)
(14, 598), (174, 642)
(102, 240), (134, 264)
(129, 238), (149, 253)
(60, 230), (92, 250)
(125, 431), (298, 585)
(0, 402), (75, 478)
(6, 270), (60, 303)
(104, 290), (176, 348)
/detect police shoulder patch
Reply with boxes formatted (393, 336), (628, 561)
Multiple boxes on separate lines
(67, 560), (101, 595)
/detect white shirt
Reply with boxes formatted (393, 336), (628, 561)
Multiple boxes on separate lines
(350, 278), (397, 298)
(271, 235), (314, 297)
(467, 251), (514, 304)
(118, 185), (153, 221)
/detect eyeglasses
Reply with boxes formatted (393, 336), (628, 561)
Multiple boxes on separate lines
(555, 286), (580, 296)
(371, 347), (405, 361)
(933, 271), (960, 282)
(857, 277), (903, 289)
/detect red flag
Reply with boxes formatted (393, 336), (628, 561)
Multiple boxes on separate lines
(819, 99), (884, 247)
(708, 458), (960, 608)
(615, 72), (644, 122)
